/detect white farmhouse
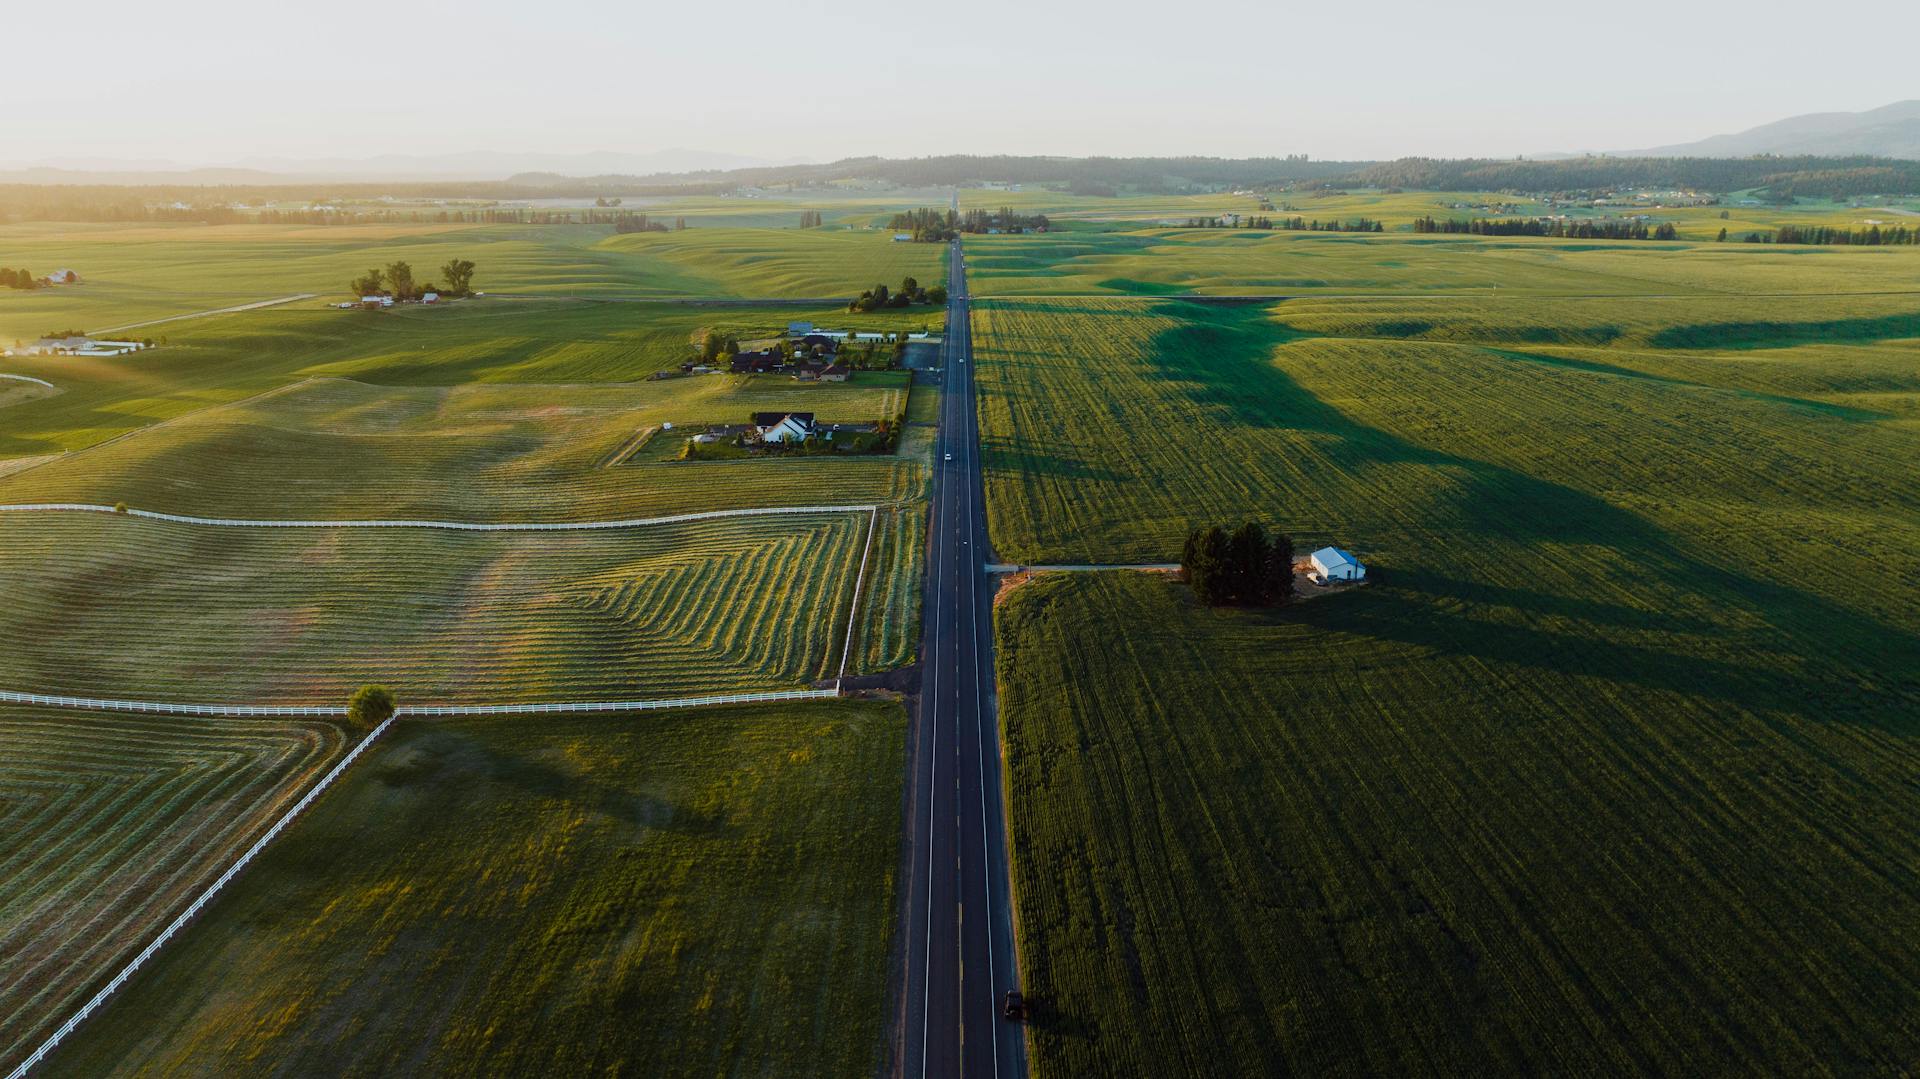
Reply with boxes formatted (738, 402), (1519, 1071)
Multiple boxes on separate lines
(756, 413), (818, 444)
(1308, 547), (1366, 583)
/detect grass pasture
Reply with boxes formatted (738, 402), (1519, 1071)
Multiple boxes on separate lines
(0, 707), (346, 1075)
(0, 374), (924, 521)
(0, 299), (937, 460)
(0, 218), (947, 345)
(973, 294), (1920, 1074)
(40, 701), (904, 1079)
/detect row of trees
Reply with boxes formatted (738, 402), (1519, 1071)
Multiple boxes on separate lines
(0, 268), (40, 290)
(850, 276), (946, 312)
(1731, 224), (1920, 245)
(1413, 216), (1676, 240)
(798, 209), (825, 228)
(1182, 522), (1295, 607)
(348, 258), (477, 300)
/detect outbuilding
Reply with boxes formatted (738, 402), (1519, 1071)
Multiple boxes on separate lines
(1308, 547), (1366, 583)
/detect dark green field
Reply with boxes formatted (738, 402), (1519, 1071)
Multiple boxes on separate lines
(972, 281), (1920, 1074)
(998, 570), (1920, 1075)
(43, 700), (904, 1077)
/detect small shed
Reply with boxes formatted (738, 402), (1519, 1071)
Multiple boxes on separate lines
(1308, 547), (1366, 583)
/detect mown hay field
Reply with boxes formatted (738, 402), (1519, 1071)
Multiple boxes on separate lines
(0, 509), (892, 704)
(972, 295), (1920, 1074)
(40, 700), (905, 1078)
(0, 707), (346, 1075)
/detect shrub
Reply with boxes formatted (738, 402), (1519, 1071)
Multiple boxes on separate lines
(346, 684), (396, 730)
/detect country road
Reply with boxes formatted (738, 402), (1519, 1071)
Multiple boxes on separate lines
(87, 294), (316, 336)
(897, 240), (1025, 1079)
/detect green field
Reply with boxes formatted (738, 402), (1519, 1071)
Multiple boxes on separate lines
(0, 707), (346, 1073)
(0, 298), (939, 459)
(962, 226), (1920, 297)
(40, 700), (905, 1078)
(972, 289), (1920, 1073)
(0, 219), (947, 343)
(997, 572), (1920, 1075)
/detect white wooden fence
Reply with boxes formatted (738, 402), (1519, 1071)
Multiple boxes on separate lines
(0, 502), (878, 532)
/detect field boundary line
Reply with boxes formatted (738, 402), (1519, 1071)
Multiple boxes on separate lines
(86, 294), (317, 336)
(0, 373), (57, 390)
(0, 502), (879, 532)
(3, 715), (396, 1079)
(0, 687), (842, 718)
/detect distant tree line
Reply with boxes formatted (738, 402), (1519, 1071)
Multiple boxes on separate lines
(1342, 156), (1920, 200)
(349, 258), (477, 299)
(1730, 224), (1920, 245)
(1182, 522), (1294, 607)
(1413, 216), (1676, 240)
(799, 209), (824, 228)
(0, 268), (40, 290)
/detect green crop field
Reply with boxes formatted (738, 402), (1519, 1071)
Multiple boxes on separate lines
(39, 700), (905, 1078)
(997, 572), (1920, 1075)
(972, 290), (1920, 1074)
(0, 707), (346, 1074)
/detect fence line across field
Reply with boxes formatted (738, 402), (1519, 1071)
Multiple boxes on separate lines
(0, 502), (881, 532)
(0, 687), (842, 718)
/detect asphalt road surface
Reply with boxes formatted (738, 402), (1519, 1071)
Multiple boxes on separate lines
(896, 240), (1025, 1079)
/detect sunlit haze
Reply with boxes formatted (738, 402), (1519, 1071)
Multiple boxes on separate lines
(9, 0), (1918, 171)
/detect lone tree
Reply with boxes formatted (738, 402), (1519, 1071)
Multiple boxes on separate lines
(346, 684), (396, 730)
(440, 258), (477, 296)
(350, 268), (384, 296)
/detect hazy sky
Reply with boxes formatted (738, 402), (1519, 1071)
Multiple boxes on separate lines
(9, 0), (1917, 168)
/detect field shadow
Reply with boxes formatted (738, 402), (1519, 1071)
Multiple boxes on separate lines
(1648, 311), (1920, 350)
(1134, 299), (1920, 726)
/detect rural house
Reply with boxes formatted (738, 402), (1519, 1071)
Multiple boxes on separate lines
(753, 411), (817, 443)
(1308, 547), (1367, 583)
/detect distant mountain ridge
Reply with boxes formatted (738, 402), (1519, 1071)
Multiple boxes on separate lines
(1624, 101), (1920, 160)
(0, 149), (805, 185)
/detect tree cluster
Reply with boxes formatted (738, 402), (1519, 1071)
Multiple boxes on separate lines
(958, 208), (1049, 234)
(349, 258), (477, 300)
(1182, 522), (1295, 607)
(850, 276), (944, 312)
(798, 209), (824, 228)
(887, 207), (959, 242)
(0, 268), (40, 290)
(1412, 216), (1672, 240)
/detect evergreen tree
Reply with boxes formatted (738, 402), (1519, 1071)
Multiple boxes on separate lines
(1266, 531), (1295, 606)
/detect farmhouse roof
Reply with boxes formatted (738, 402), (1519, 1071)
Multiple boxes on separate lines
(1309, 547), (1360, 570)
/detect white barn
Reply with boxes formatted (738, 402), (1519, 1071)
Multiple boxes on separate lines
(1308, 547), (1366, 583)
